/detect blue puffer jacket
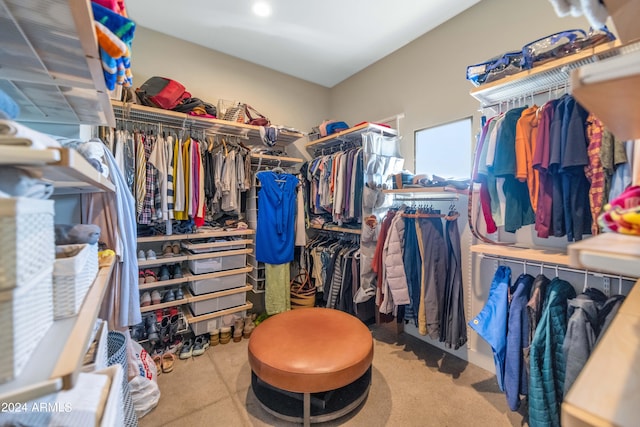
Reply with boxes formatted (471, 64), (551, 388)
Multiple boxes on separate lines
(529, 278), (576, 427)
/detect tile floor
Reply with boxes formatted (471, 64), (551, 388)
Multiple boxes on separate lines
(139, 324), (527, 426)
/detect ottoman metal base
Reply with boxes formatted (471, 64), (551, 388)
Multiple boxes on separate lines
(251, 367), (371, 426)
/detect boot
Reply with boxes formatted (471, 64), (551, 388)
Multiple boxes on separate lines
(219, 326), (232, 344)
(210, 329), (220, 346)
(233, 319), (244, 342)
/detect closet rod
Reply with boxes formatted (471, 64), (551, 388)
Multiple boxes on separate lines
(114, 116), (250, 141)
(478, 81), (570, 111)
(394, 196), (459, 202)
(478, 253), (637, 282)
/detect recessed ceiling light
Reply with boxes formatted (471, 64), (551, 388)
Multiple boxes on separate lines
(252, 2), (272, 17)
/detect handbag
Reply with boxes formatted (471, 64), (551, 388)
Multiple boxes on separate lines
(244, 104), (270, 126)
(290, 269), (315, 309)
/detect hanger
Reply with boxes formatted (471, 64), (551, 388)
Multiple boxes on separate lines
(540, 262), (544, 275)
(524, 260), (527, 276)
(619, 275), (623, 294)
(583, 270), (589, 292)
(554, 265), (559, 278)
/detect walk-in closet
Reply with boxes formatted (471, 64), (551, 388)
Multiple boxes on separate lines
(1, 0), (639, 426)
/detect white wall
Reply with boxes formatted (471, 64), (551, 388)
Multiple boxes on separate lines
(329, 0), (591, 170)
(130, 27), (331, 159)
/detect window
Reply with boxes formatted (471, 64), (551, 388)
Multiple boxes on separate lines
(414, 117), (472, 178)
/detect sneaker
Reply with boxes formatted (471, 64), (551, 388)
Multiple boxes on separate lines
(146, 249), (157, 260)
(192, 335), (210, 356)
(173, 264), (184, 279)
(159, 265), (170, 281)
(174, 287), (184, 300)
(140, 291), (151, 307)
(179, 338), (193, 359)
(162, 289), (175, 303)
(137, 250), (146, 261)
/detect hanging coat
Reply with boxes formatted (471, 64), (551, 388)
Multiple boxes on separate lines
(441, 217), (467, 350)
(529, 277), (576, 427)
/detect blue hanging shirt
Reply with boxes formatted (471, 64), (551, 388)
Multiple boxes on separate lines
(255, 171), (298, 264)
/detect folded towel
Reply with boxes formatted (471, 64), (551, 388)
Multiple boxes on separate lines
(0, 120), (61, 149)
(95, 20), (127, 59)
(92, 2), (135, 43)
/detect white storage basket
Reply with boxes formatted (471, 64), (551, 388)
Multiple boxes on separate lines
(190, 310), (246, 336)
(53, 243), (99, 319)
(188, 253), (246, 275)
(0, 198), (54, 290)
(0, 267), (53, 384)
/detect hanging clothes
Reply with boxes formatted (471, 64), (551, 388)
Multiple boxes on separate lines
(441, 216), (467, 350)
(504, 273), (534, 411)
(255, 171), (298, 264)
(469, 265), (511, 392)
(528, 277), (576, 427)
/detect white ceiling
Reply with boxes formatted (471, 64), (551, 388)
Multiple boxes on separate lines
(126, 0), (481, 88)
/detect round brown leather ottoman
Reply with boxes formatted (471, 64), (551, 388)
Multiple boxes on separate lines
(248, 307), (374, 426)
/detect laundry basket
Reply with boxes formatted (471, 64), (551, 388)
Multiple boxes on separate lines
(107, 331), (139, 427)
(53, 243), (99, 319)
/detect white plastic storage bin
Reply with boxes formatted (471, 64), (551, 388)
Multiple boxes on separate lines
(189, 270), (247, 295)
(182, 239), (247, 254)
(0, 267), (53, 384)
(189, 291), (247, 316)
(190, 310), (246, 336)
(0, 198), (54, 290)
(248, 273), (265, 292)
(53, 243), (99, 319)
(188, 253), (246, 275)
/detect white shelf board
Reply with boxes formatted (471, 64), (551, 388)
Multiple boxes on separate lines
(0, 146), (60, 165)
(0, 258), (115, 403)
(309, 224), (361, 235)
(471, 244), (570, 265)
(137, 229), (255, 243)
(568, 233), (640, 278)
(185, 301), (254, 324)
(0, 0), (115, 126)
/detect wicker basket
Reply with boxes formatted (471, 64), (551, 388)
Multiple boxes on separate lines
(290, 270), (316, 310)
(53, 243), (99, 319)
(0, 198), (54, 291)
(0, 267), (53, 384)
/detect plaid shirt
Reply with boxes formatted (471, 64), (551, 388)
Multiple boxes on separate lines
(138, 133), (158, 225)
(585, 114), (605, 235)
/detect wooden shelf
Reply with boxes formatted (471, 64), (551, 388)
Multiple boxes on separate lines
(187, 248), (252, 261)
(562, 278), (640, 427)
(0, 0), (115, 126)
(138, 254), (189, 268)
(140, 296), (189, 313)
(41, 148), (115, 194)
(571, 41), (640, 140)
(112, 101), (304, 147)
(469, 40), (621, 107)
(185, 284), (253, 304)
(568, 233), (640, 278)
(0, 146), (61, 165)
(139, 275), (190, 291)
(137, 228), (255, 243)
(471, 244), (570, 265)
(305, 123), (397, 152)
(4, 147), (114, 194)
(0, 258), (115, 403)
(309, 223), (361, 235)
(185, 301), (254, 324)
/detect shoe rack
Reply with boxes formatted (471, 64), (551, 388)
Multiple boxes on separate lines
(134, 228), (255, 343)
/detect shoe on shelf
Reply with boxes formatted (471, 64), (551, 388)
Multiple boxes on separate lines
(154, 308), (164, 323)
(174, 287), (184, 300)
(179, 338), (193, 359)
(169, 314), (180, 341)
(158, 265), (170, 281)
(147, 321), (160, 347)
(138, 270), (145, 285)
(173, 264), (184, 279)
(159, 316), (171, 343)
(162, 289), (175, 303)
(146, 249), (157, 260)
(137, 250), (146, 261)
(172, 242), (181, 255)
(131, 322), (147, 341)
(145, 269), (158, 283)
(192, 335), (210, 356)
(140, 291), (151, 307)
(162, 353), (175, 373)
(151, 290), (162, 305)
(162, 242), (174, 257)
(167, 306), (179, 317)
